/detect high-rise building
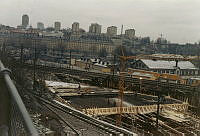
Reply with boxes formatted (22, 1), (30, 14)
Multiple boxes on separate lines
(125, 29), (135, 39)
(72, 22), (79, 32)
(37, 22), (44, 30)
(54, 21), (61, 31)
(89, 23), (101, 34)
(22, 14), (29, 28)
(107, 26), (117, 36)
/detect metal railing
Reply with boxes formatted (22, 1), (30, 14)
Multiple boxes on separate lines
(0, 60), (38, 136)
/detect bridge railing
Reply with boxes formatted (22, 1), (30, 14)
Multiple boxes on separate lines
(0, 60), (38, 136)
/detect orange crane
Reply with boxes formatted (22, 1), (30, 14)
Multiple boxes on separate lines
(116, 55), (144, 126)
(127, 68), (187, 84)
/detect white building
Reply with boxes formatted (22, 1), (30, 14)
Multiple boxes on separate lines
(133, 59), (199, 76)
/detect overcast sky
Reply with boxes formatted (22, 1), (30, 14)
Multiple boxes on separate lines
(0, 0), (200, 43)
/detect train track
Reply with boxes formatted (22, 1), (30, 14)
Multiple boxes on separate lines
(32, 93), (136, 136)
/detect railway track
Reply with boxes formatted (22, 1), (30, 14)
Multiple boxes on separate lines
(32, 93), (136, 136)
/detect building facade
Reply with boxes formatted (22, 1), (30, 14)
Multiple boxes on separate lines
(22, 14), (29, 28)
(89, 23), (101, 34)
(75, 58), (111, 72)
(54, 22), (61, 31)
(107, 26), (117, 36)
(37, 22), (44, 30)
(0, 29), (116, 60)
(72, 22), (79, 32)
(132, 59), (200, 76)
(125, 29), (135, 39)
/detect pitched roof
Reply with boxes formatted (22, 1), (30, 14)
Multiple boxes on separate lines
(140, 59), (198, 70)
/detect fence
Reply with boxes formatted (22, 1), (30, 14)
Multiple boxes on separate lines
(0, 60), (38, 136)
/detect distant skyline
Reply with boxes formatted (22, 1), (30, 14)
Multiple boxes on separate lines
(1, 0), (200, 43)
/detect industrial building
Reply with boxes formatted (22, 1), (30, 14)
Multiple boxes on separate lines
(132, 59), (200, 76)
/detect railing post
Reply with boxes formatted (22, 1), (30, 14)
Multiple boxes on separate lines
(0, 69), (10, 136)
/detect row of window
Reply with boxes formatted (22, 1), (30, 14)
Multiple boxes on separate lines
(151, 69), (199, 76)
(135, 62), (199, 76)
(45, 42), (115, 53)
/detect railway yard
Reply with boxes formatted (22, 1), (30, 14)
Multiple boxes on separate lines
(2, 9), (200, 135)
(3, 57), (199, 136)
(1, 54), (200, 136)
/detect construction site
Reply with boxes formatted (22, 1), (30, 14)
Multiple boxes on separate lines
(1, 49), (200, 136)
(1, 32), (200, 136)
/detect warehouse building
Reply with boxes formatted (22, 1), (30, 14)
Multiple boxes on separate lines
(132, 59), (199, 76)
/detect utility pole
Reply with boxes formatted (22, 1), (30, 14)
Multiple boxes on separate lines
(156, 78), (160, 130)
(20, 38), (24, 65)
(69, 49), (72, 69)
(138, 77), (142, 95)
(61, 37), (64, 68)
(156, 93), (160, 130)
(33, 37), (36, 91)
(156, 79), (165, 130)
(2, 41), (6, 62)
(59, 37), (62, 68)
(112, 54), (116, 76)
